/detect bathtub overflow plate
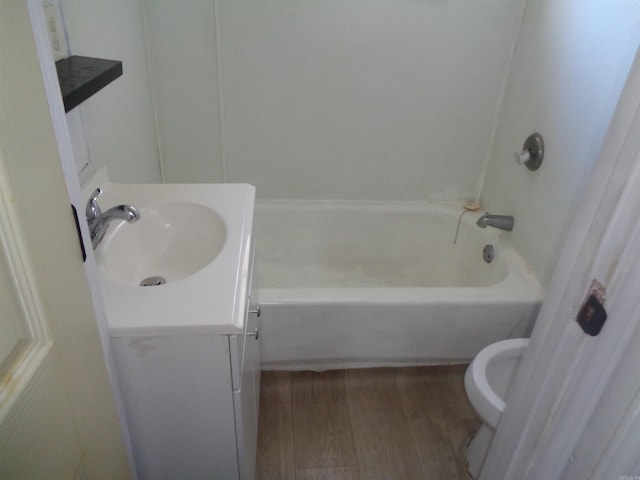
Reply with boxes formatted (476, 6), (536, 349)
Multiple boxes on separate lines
(483, 244), (494, 263)
(140, 276), (166, 287)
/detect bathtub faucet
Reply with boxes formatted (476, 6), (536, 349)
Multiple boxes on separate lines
(476, 213), (514, 232)
(86, 187), (140, 249)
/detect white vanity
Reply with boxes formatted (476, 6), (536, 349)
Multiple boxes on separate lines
(90, 180), (260, 480)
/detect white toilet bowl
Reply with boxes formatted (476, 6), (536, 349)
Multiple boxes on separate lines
(464, 338), (529, 478)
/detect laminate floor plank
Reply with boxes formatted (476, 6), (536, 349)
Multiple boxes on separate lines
(345, 368), (425, 480)
(398, 367), (478, 479)
(295, 466), (360, 480)
(291, 370), (358, 469)
(257, 371), (295, 480)
(397, 366), (462, 479)
(257, 366), (475, 480)
(440, 365), (481, 479)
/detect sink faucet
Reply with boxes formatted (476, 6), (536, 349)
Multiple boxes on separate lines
(86, 188), (140, 249)
(476, 213), (514, 232)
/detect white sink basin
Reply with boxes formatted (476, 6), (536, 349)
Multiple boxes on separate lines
(85, 175), (255, 337)
(98, 203), (227, 287)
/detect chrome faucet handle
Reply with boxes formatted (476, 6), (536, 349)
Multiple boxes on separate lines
(514, 150), (531, 165)
(86, 187), (103, 221)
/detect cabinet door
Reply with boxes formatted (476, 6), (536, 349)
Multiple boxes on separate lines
(234, 307), (260, 480)
(249, 247), (261, 443)
(233, 242), (261, 480)
(112, 335), (238, 480)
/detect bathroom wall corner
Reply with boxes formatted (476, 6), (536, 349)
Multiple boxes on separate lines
(474, 0), (528, 203)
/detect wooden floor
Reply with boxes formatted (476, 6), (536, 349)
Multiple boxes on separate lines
(256, 365), (479, 480)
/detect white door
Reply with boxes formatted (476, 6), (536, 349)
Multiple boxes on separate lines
(0, 2), (131, 479)
(481, 47), (640, 479)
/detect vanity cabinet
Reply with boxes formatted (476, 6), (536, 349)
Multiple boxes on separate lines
(110, 256), (260, 480)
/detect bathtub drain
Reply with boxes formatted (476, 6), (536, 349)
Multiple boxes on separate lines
(140, 276), (166, 287)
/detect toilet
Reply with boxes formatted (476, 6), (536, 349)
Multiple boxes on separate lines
(464, 338), (529, 478)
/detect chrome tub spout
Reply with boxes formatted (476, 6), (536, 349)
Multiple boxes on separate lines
(476, 213), (514, 232)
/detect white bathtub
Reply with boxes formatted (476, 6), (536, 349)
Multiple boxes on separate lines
(255, 200), (544, 371)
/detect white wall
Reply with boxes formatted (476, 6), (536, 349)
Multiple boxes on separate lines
(481, 0), (640, 287)
(61, 0), (161, 183)
(148, 0), (524, 200)
(143, 0), (224, 184)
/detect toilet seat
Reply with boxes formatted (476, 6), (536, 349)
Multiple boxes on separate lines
(464, 338), (528, 428)
(464, 338), (529, 478)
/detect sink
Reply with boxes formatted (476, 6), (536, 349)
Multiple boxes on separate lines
(84, 173), (255, 336)
(97, 202), (227, 287)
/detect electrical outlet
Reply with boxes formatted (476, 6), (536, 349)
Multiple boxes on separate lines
(43, 3), (68, 61)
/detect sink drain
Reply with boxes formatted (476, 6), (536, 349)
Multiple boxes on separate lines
(140, 276), (166, 287)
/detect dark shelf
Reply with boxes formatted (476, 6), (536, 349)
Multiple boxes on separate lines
(55, 55), (123, 112)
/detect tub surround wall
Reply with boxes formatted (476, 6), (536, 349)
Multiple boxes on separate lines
(219, 0), (524, 201)
(128, 0), (525, 198)
(142, 0), (224, 184)
(481, 1), (640, 287)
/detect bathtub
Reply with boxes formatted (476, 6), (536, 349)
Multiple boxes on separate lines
(255, 200), (544, 371)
